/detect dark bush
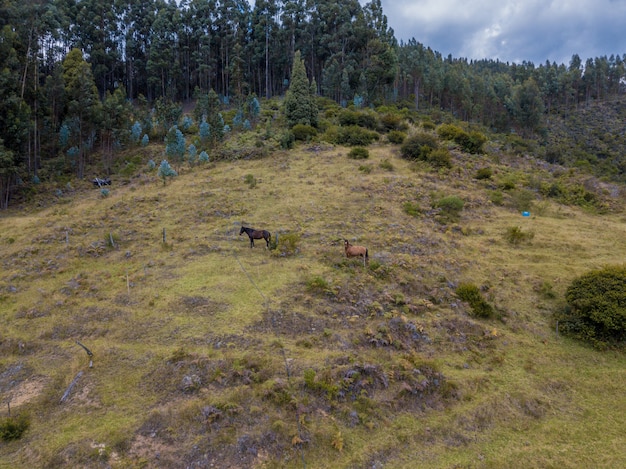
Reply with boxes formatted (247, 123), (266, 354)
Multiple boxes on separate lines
(475, 167), (493, 180)
(558, 265), (626, 348)
(456, 283), (496, 318)
(356, 112), (379, 130)
(336, 126), (379, 146)
(387, 130), (406, 144)
(291, 124), (318, 141)
(437, 124), (486, 154)
(348, 147), (369, 159)
(379, 113), (407, 132)
(400, 133), (438, 161)
(433, 195), (464, 223)
(337, 110), (360, 126)
(428, 148), (453, 168)
(0, 414), (30, 441)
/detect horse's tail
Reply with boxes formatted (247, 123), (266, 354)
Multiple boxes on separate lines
(365, 248), (369, 258)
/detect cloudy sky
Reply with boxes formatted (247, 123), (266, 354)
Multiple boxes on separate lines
(380, 0), (626, 65)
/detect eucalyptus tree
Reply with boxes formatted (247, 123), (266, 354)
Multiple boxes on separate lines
(505, 77), (545, 137)
(118, 0), (159, 100)
(250, 0), (280, 99)
(304, 0), (363, 91)
(398, 41), (430, 110)
(181, 0), (218, 94)
(100, 86), (132, 173)
(73, 0), (123, 97)
(214, 0), (252, 99)
(0, 20), (30, 207)
(147, 1), (182, 100)
(62, 48), (102, 178)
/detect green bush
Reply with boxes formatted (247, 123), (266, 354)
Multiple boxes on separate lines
(504, 226), (534, 245)
(336, 126), (379, 146)
(400, 132), (438, 161)
(291, 124), (318, 141)
(558, 265), (626, 348)
(387, 130), (406, 144)
(437, 124), (486, 154)
(379, 113), (407, 132)
(475, 167), (493, 180)
(433, 195), (464, 223)
(379, 159), (394, 171)
(437, 123), (465, 141)
(456, 283), (496, 318)
(0, 414), (30, 441)
(348, 147), (369, 159)
(337, 109), (359, 126)
(402, 201), (422, 217)
(271, 232), (301, 257)
(428, 148), (452, 168)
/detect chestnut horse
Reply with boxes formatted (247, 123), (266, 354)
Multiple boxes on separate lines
(240, 226), (271, 248)
(344, 239), (368, 264)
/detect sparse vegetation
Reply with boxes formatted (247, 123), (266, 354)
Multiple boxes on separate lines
(456, 283), (496, 318)
(1, 108), (626, 469)
(347, 147), (369, 159)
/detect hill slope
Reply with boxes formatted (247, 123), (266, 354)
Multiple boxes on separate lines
(1, 143), (626, 468)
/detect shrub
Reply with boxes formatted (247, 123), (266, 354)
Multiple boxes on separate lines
(379, 113), (407, 132)
(337, 109), (359, 126)
(306, 275), (331, 294)
(336, 126), (379, 146)
(437, 124), (486, 154)
(456, 283), (495, 318)
(509, 189), (535, 212)
(558, 265), (626, 348)
(358, 164), (372, 173)
(428, 148), (452, 168)
(402, 201), (421, 217)
(291, 124), (318, 141)
(504, 226), (534, 245)
(379, 159), (394, 171)
(271, 232), (301, 257)
(433, 195), (464, 223)
(279, 130), (295, 149)
(437, 123), (464, 141)
(356, 111), (378, 130)
(475, 167), (493, 180)
(348, 147), (369, 159)
(244, 174), (257, 188)
(0, 413), (30, 441)
(387, 130), (406, 144)
(400, 132), (438, 161)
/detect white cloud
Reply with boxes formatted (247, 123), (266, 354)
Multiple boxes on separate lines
(382, 0), (626, 64)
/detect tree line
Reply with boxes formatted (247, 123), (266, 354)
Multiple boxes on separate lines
(1, 0), (625, 208)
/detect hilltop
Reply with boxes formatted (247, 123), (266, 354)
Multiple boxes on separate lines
(1, 130), (626, 467)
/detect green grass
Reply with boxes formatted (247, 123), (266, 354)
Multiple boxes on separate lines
(1, 142), (625, 468)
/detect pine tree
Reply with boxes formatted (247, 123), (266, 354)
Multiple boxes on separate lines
(284, 51), (317, 127)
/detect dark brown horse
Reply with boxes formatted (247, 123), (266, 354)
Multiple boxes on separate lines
(240, 226), (271, 248)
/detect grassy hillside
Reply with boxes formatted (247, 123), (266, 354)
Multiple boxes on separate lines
(1, 139), (625, 468)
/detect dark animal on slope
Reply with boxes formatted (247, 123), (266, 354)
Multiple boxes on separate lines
(344, 239), (368, 263)
(240, 226), (271, 248)
(92, 177), (111, 187)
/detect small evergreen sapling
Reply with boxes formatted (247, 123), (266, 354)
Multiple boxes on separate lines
(158, 159), (178, 185)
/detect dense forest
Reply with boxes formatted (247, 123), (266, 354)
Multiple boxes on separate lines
(1, 0), (625, 208)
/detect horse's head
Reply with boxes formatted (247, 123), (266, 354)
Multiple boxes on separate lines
(344, 239), (350, 249)
(239, 226), (245, 235)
